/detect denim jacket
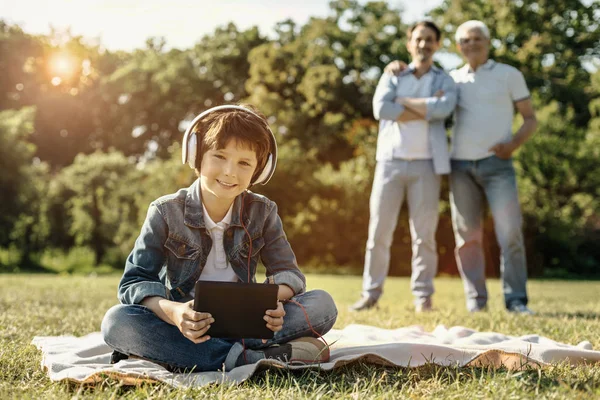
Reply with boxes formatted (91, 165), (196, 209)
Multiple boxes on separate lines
(372, 64), (457, 174)
(118, 179), (306, 305)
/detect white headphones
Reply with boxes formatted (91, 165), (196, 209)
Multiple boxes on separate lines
(181, 105), (278, 186)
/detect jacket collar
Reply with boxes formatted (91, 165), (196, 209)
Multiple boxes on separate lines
(184, 178), (245, 229)
(398, 63), (441, 78)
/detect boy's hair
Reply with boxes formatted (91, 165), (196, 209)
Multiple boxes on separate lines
(193, 104), (272, 182)
(407, 21), (441, 42)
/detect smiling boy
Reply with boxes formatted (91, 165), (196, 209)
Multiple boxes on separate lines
(101, 105), (337, 372)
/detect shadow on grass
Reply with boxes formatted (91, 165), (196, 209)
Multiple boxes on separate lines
(248, 361), (598, 395)
(62, 377), (174, 397)
(540, 311), (600, 321)
(48, 361), (598, 396)
(0, 262), (121, 275)
(0, 261), (54, 274)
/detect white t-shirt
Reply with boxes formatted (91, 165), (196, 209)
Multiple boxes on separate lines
(189, 203), (238, 298)
(450, 60), (530, 160)
(393, 71), (433, 160)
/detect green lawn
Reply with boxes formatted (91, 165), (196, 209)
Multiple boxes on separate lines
(1, 273), (599, 399)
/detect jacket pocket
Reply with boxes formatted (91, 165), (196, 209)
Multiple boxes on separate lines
(238, 236), (265, 259)
(164, 236), (201, 285)
(165, 236), (201, 260)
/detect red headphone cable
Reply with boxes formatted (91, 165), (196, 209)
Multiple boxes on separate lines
(239, 191), (329, 366)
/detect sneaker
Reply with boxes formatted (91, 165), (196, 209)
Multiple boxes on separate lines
(110, 350), (129, 364)
(349, 296), (377, 311)
(415, 298), (433, 313)
(507, 303), (535, 315)
(110, 350), (183, 372)
(262, 337), (330, 364)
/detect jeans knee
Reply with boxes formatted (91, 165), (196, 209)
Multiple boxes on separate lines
(101, 305), (133, 345)
(309, 289), (337, 332)
(496, 226), (524, 250)
(312, 289), (337, 311)
(454, 228), (483, 249)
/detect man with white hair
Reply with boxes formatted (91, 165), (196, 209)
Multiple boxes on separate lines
(383, 20), (537, 314)
(449, 20), (537, 314)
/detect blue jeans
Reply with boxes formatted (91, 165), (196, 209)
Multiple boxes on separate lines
(449, 156), (528, 311)
(101, 289), (337, 372)
(362, 159), (441, 306)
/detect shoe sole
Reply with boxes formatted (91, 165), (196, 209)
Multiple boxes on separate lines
(288, 337), (330, 363)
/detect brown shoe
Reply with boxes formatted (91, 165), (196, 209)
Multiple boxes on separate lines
(349, 296), (377, 311)
(263, 337), (329, 364)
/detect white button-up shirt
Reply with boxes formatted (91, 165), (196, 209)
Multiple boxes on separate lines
(189, 203), (238, 298)
(199, 203), (237, 282)
(393, 71), (433, 160)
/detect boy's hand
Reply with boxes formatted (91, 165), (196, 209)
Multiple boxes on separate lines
(262, 301), (285, 343)
(172, 300), (214, 344)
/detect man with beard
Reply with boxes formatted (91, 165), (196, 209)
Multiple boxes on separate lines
(350, 21), (456, 312)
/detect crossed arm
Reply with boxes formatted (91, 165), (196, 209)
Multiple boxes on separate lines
(395, 91), (445, 121)
(373, 63), (456, 123)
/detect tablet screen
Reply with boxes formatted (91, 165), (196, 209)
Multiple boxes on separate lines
(193, 281), (279, 339)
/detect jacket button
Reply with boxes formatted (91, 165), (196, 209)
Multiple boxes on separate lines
(178, 244), (186, 255)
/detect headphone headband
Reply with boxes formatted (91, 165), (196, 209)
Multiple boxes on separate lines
(181, 105), (278, 186)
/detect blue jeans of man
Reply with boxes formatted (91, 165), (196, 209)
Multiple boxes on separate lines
(449, 156), (528, 311)
(362, 159), (441, 307)
(101, 289), (337, 372)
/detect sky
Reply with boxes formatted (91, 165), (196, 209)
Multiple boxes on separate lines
(2, 0), (464, 69)
(2, 0), (446, 47)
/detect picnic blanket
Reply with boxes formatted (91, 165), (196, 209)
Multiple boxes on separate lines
(32, 324), (600, 388)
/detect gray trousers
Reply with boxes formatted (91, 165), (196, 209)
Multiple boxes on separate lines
(361, 159), (441, 306)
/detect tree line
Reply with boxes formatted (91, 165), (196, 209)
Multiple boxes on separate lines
(1, 0), (599, 277)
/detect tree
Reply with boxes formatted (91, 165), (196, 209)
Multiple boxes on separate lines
(0, 22), (44, 111)
(105, 25), (267, 160)
(245, 0), (408, 164)
(0, 107), (37, 245)
(10, 161), (52, 267)
(57, 151), (143, 265)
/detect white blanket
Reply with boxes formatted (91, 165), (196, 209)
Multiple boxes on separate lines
(32, 324), (600, 388)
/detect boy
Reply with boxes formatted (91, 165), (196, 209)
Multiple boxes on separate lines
(101, 105), (337, 372)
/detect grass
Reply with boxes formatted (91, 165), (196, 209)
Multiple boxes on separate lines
(1, 273), (599, 399)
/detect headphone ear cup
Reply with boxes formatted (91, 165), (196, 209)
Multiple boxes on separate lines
(187, 133), (197, 169)
(253, 153), (273, 185)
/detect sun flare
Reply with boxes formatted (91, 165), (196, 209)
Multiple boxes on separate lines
(49, 53), (76, 77)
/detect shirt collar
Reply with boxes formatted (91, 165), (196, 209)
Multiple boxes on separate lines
(398, 63), (440, 78)
(202, 202), (233, 230)
(466, 59), (495, 73)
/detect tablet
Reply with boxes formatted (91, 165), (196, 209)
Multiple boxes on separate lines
(193, 281), (279, 339)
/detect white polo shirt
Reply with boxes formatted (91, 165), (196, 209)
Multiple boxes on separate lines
(450, 59), (530, 160)
(190, 203), (238, 297)
(393, 71), (433, 160)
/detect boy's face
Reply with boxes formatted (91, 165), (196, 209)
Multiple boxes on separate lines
(199, 139), (258, 204)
